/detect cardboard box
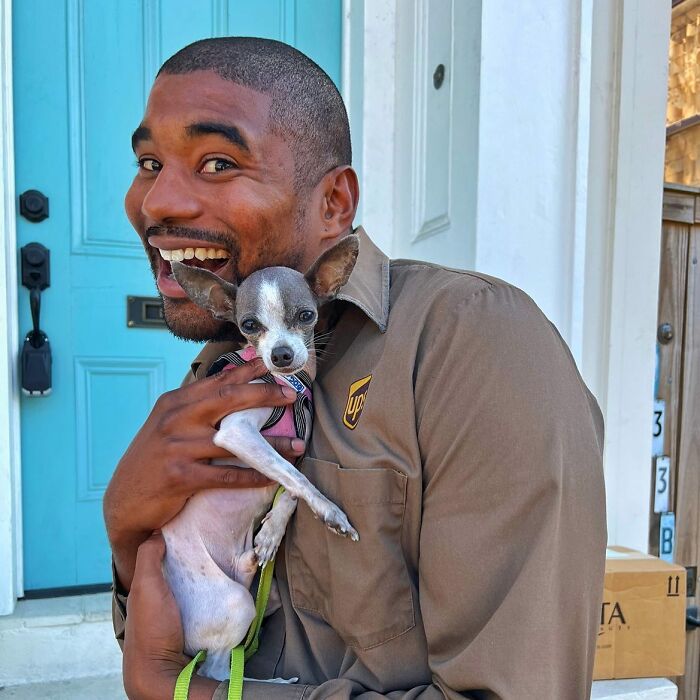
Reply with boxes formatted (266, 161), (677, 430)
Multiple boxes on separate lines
(593, 546), (686, 680)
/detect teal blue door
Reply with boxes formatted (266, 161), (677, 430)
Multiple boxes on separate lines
(13, 0), (342, 592)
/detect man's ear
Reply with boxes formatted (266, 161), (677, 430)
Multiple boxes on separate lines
(170, 261), (237, 320)
(305, 234), (360, 301)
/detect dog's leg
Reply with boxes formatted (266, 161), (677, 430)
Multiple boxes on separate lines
(253, 490), (298, 566)
(215, 412), (359, 540)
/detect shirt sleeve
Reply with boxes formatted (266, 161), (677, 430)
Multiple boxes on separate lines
(215, 282), (607, 699)
(413, 281), (606, 698)
(111, 560), (127, 651)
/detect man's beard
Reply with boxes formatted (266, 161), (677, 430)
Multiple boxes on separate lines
(143, 224), (305, 342)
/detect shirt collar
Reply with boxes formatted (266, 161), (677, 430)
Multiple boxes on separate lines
(189, 226), (390, 379)
(336, 226), (390, 333)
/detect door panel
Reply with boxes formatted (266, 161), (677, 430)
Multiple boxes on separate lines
(393, 0), (478, 269)
(14, 0), (342, 591)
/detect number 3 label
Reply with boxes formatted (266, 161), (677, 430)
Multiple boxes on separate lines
(652, 399), (665, 456)
(654, 456), (670, 514)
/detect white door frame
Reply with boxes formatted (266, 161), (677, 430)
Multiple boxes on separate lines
(0, 0), (23, 614)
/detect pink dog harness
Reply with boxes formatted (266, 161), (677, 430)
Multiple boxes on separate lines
(206, 346), (313, 440)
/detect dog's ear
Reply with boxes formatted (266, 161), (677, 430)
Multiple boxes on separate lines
(305, 234), (360, 301)
(171, 262), (237, 320)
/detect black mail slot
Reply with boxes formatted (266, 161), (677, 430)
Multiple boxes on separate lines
(127, 296), (166, 328)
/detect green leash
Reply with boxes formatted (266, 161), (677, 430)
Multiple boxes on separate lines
(226, 550), (278, 700)
(173, 650), (206, 700)
(174, 486), (285, 700)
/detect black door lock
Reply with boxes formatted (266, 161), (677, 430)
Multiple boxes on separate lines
(20, 243), (52, 396)
(19, 190), (49, 223)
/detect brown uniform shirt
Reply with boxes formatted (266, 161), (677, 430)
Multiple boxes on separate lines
(112, 227), (606, 699)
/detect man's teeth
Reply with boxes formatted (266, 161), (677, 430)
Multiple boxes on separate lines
(158, 247), (229, 262)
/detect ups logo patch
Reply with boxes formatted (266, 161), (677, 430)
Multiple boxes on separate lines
(343, 375), (372, 430)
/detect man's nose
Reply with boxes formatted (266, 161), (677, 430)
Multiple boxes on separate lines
(140, 166), (202, 222)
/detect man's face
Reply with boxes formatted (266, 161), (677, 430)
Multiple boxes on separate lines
(126, 70), (317, 341)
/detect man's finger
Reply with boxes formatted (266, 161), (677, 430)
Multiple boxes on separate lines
(203, 381), (298, 425)
(182, 433), (305, 462)
(134, 531), (166, 571)
(166, 358), (269, 406)
(202, 357), (269, 389)
(189, 463), (276, 489)
(130, 532), (168, 594)
(265, 436), (306, 463)
(182, 432), (254, 460)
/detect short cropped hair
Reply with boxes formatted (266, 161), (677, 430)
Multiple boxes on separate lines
(158, 37), (352, 192)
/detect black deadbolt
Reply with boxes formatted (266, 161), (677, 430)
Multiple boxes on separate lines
(19, 189), (49, 223)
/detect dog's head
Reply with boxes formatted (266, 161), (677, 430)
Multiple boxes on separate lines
(171, 234), (359, 375)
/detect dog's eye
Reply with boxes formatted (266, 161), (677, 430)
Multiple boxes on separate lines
(241, 319), (260, 334)
(298, 310), (315, 323)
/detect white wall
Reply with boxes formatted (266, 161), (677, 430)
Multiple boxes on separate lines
(356, 0), (671, 551)
(474, 0), (587, 341)
(473, 0), (670, 550)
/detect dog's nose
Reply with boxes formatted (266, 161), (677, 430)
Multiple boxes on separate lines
(271, 345), (294, 368)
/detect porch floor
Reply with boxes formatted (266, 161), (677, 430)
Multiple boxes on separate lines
(0, 592), (122, 689)
(0, 674), (124, 699)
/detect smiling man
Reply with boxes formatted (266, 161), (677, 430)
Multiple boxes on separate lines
(105, 38), (607, 700)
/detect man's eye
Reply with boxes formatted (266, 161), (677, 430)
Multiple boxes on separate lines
(138, 158), (162, 172)
(200, 158), (236, 174)
(298, 310), (315, 323)
(241, 319), (260, 334)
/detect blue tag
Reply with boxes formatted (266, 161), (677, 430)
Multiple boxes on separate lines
(282, 374), (305, 394)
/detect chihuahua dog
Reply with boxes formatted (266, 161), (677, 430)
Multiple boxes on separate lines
(162, 234), (360, 680)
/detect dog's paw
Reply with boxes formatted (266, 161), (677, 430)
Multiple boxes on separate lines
(254, 518), (284, 568)
(314, 501), (359, 541)
(237, 548), (259, 575)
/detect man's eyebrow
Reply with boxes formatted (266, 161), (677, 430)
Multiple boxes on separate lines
(131, 125), (152, 152)
(185, 122), (250, 152)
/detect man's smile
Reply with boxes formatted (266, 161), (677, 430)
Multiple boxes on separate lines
(148, 234), (233, 298)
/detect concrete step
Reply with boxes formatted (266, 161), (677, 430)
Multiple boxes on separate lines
(590, 679), (677, 699)
(0, 674), (125, 699)
(0, 593), (122, 687)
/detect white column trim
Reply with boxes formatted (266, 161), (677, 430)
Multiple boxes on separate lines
(341, 0), (353, 118)
(341, 0), (366, 227)
(568, 0), (594, 364)
(0, 0), (23, 614)
(357, 0), (397, 255)
(597, 0), (670, 550)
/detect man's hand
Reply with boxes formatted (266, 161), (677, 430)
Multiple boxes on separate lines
(123, 532), (219, 700)
(104, 358), (303, 591)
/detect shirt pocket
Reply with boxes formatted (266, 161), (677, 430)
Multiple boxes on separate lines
(287, 457), (415, 650)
